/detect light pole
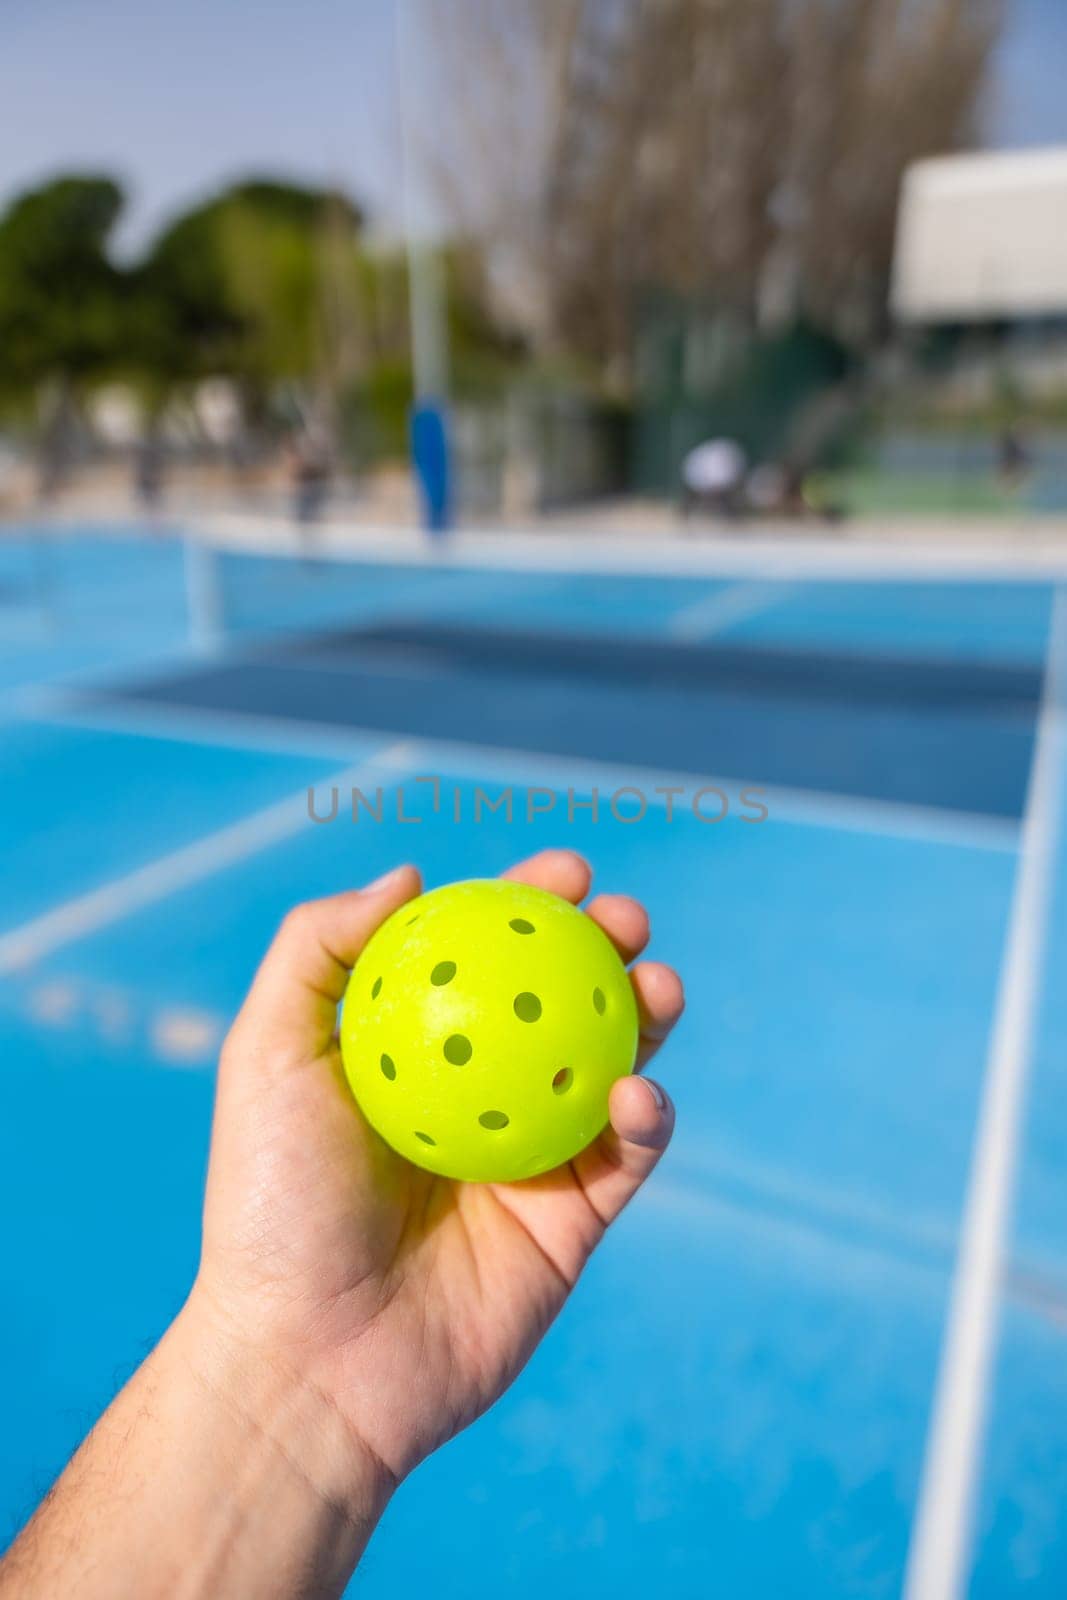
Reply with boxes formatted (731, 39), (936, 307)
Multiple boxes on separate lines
(395, 0), (452, 535)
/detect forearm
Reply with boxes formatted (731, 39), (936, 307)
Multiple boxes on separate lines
(0, 1299), (393, 1600)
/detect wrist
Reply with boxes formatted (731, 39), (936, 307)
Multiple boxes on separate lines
(1, 1293), (395, 1600)
(165, 1290), (396, 1592)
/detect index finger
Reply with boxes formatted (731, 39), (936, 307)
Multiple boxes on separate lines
(501, 848), (592, 903)
(231, 865), (422, 1065)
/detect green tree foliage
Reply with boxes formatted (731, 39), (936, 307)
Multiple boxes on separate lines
(134, 180), (364, 400)
(0, 170), (520, 448)
(0, 176), (125, 403)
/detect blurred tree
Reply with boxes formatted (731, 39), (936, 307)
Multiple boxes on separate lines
(0, 165), (526, 478)
(134, 179), (365, 416)
(0, 175), (125, 404)
(132, 180), (515, 442)
(430, 0), (1004, 378)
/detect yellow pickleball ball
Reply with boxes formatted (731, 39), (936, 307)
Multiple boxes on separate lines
(339, 878), (639, 1182)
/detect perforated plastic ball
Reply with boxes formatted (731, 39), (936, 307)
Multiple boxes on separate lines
(339, 878), (639, 1182)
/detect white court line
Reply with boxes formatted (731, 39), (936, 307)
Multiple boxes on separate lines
(16, 687), (394, 763)
(0, 639), (220, 726)
(668, 579), (793, 641)
(372, 731), (1021, 856)
(21, 691), (1021, 855)
(0, 743), (411, 975)
(903, 588), (1067, 1600)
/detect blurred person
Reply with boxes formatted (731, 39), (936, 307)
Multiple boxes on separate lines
(133, 427), (166, 511)
(0, 437), (24, 511)
(0, 852), (683, 1600)
(680, 436), (747, 521)
(730, 453), (848, 526)
(35, 390), (76, 504)
(287, 425), (333, 530)
(997, 421), (1031, 489)
(743, 461), (787, 516)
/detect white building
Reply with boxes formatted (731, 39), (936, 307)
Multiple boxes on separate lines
(891, 146), (1067, 324)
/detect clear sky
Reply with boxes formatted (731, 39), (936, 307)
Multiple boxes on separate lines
(0, 0), (402, 253)
(0, 0), (1064, 256)
(990, 0), (1067, 152)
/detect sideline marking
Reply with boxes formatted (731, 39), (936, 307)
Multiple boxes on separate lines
(669, 579), (793, 640)
(22, 691), (1020, 855)
(0, 745), (410, 975)
(903, 588), (1067, 1600)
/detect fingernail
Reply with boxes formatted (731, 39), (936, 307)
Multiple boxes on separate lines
(644, 1079), (668, 1113)
(365, 866), (405, 892)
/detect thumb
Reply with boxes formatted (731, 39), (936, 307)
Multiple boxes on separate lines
(570, 1075), (674, 1227)
(227, 865), (421, 1068)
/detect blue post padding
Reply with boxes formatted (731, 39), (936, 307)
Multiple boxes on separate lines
(410, 401), (452, 535)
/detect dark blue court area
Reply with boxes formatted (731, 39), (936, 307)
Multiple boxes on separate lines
(89, 617), (1042, 818)
(2, 525), (1067, 1598)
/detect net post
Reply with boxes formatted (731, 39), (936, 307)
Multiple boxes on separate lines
(183, 531), (223, 655)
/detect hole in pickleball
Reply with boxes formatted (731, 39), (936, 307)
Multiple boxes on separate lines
(371, 976), (383, 999)
(552, 1067), (573, 1095)
(380, 1053), (396, 1081)
(514, 992), (542, 1023)
(406, 914), (420, 926)
(414, 1130), (436, 1146)
(444, 1034), (472, 1065)
(431, 960), (457, 986)
(509, 918), (535, 935)
(479, 1110), (509, 1130)
(592, 986), (606, 1015)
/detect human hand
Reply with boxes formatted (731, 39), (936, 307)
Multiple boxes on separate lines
(185, 850), (683, 1511)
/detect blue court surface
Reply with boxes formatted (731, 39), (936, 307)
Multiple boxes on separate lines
(2, 523), (1067, 1597)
